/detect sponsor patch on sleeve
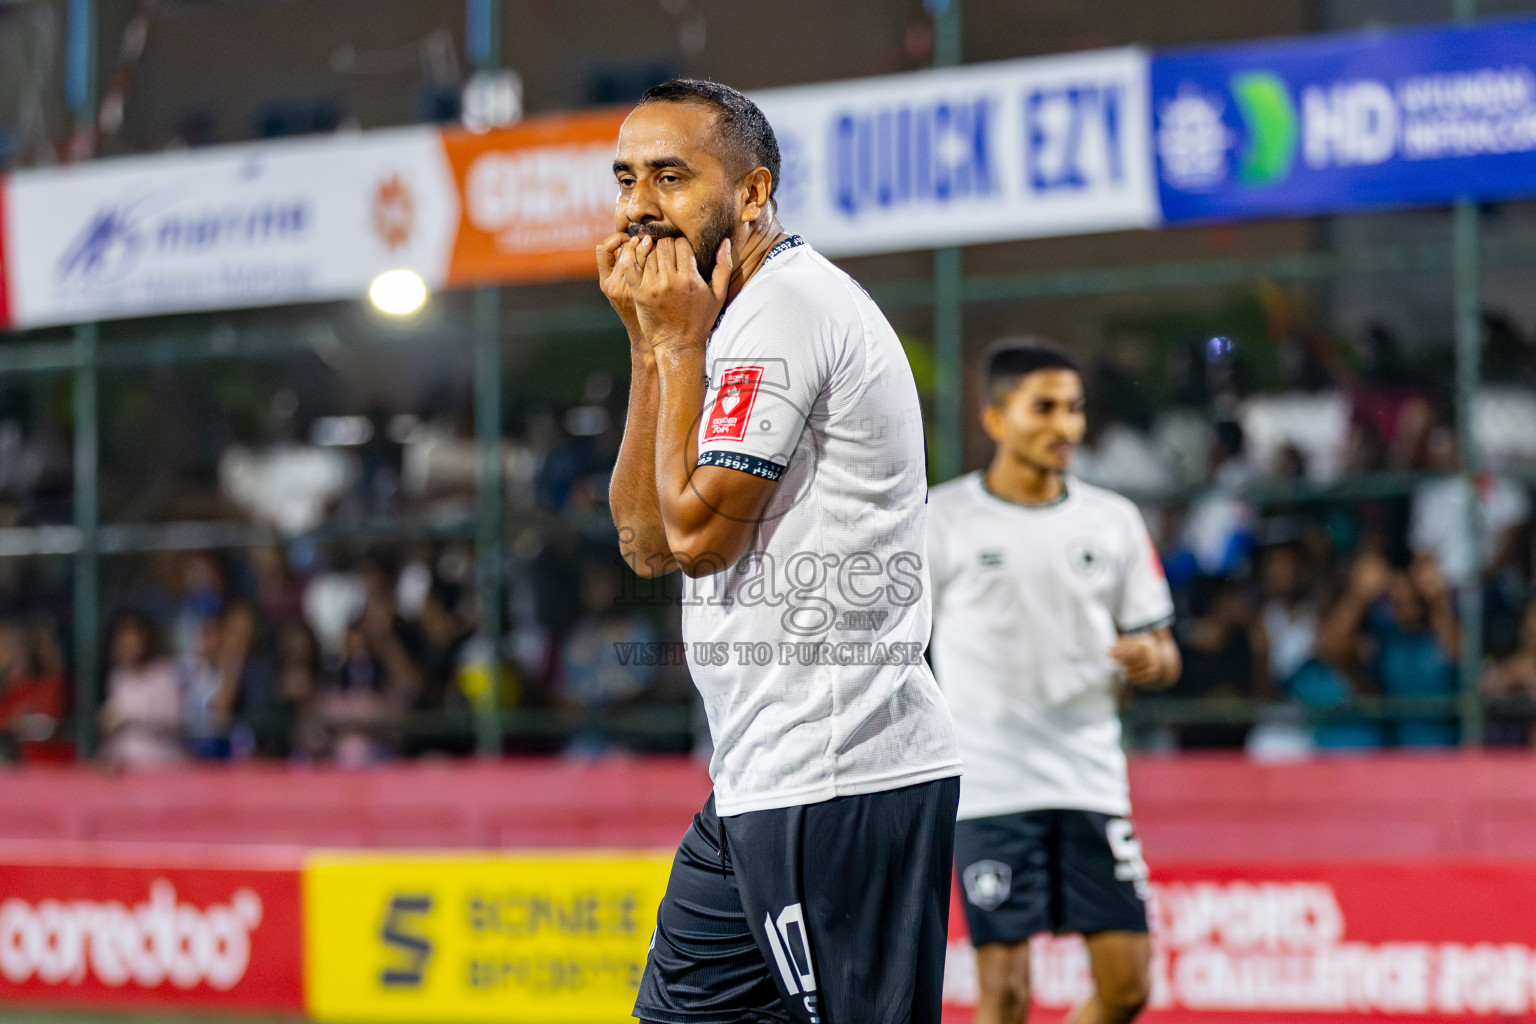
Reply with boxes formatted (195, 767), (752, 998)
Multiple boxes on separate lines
(702, 365), (764, 443)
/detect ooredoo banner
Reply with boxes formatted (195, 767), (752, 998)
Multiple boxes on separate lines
(944, 862), (1536, 1024)
(0, 843), (304, 1014)
(1152, 17), (1536, 223)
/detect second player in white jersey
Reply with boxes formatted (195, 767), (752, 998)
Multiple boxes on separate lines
(928, 472), (1173, 820)
(927, 341), (1179, 1024)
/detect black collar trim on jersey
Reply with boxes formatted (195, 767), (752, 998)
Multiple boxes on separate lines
(764, 234), (805, 263)
(978, 471), (1070, 511)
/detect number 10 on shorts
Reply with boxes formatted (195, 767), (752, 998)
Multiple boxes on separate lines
(765, 903), (819, 1020)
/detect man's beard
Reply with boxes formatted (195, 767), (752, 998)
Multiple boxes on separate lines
(627, 201), (736, 282)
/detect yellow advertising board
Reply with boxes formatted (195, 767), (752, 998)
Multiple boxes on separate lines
(303, 851), (673, 1023)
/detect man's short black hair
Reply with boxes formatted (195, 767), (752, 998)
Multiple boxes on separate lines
(640, 78), (781, 201)
(982, 339), (1081, 407)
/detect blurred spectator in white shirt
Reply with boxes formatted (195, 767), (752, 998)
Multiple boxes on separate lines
(1409, 425), (1530, 589)
(99, 613), (184, 769)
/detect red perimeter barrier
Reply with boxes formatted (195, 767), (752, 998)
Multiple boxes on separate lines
(3, 753), (1536, 859)
(0, 842), (304, 1015)
(0, 758), (713, 849)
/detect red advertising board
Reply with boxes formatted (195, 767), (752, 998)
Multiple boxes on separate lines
(944, 861), (1536, 1024)
(0, 842), (304, 1015)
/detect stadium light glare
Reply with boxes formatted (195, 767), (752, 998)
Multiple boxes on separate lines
(369, 269), (428, 316)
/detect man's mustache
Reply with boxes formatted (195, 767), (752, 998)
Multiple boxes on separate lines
(627, 223), (687, 239)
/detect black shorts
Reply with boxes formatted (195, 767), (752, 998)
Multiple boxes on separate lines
(954, 808), (1149, 947)
(634, 776), (960, 1024)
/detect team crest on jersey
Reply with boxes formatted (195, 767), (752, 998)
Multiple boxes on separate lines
(1068, 539), (1108, 580)
(962, 859), (1012, 911)
(703, 365), (764, 442)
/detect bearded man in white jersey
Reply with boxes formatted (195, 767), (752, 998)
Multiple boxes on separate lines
(600, 79), (962, 1024)
(928, 342), (1181, 1024)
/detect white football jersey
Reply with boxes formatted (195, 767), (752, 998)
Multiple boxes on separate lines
(927, 472), (1174, 819)
(682, 237), (961, 817)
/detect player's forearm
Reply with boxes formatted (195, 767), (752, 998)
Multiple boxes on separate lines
(611, 347), (674, 577)
(651, 344), (721, 566)
(1152, 633), (1181, 686)
(650, 342), (766, 576)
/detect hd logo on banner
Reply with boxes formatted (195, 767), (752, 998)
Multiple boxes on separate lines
(303, 851), (672, 1024)
(1152, 16), (1536, 222)
(758, 47), (1159, 256)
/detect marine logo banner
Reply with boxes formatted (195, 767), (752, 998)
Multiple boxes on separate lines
(3, 129), (459, 329)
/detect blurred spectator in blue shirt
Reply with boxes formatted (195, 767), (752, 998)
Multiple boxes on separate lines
(1316, 551), (1460, 748)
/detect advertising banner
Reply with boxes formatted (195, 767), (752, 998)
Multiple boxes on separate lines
(943, 862), (1536, 1024)
(0, 843), (304, 1014)
(1152, 17), (1536, 223)
(758, 47), (1158, 257)
(441, 109), (628, 287)
(303, 850), (673, 1024)
(2, 128), (459, 329)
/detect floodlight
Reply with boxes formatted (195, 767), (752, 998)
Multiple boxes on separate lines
(369, 269), (428, 316)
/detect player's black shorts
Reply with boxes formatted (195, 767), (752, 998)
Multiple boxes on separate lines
(954, 808), (1149, 947)
(634, 775), (960, 1024)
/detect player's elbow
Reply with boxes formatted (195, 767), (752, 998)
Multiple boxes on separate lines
(665, 522), (751, 578)
(623, 553), (673, 580)
(668, 534), (739, 578)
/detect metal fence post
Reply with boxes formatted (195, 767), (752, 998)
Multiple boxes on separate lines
(68, 0), (101, 758)
(929, 0), (964, 482)
(1452, 2), (1483, 746)
(72, 324), (99, 757)
(1453, 203), (1484, 746)
(469, 0), (506, 757)
(473, 288), (505, 757)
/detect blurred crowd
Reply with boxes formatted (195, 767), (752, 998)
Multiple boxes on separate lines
(0, 538), (693, 769)
(3, 316), (1536, 767)
(1089, 319), (1536, 755)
